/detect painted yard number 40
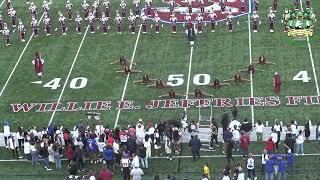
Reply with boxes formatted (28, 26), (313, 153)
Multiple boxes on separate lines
(43, 77), (88, 89)
(293, 71), (310, 83)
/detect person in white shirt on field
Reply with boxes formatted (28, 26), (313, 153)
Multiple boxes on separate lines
(290, 120), (297, 137)
(131, 153), (140, 168)
(270, 129), (278, 150)
(295, 130), (304, 156)
(247, 153), (257, 180)
(24, 140), (31, 161)
(130, 165), (144, 180)
(272, 119), (282, 144)
(232, 126), (240, 151)
(3, 120), (11, 148)
(255, 120), (264, 142)
(237, 167), (245, 180)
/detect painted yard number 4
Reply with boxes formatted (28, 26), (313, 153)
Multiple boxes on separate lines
(293, 71), (310, 83)
(43, 77), (88, 89)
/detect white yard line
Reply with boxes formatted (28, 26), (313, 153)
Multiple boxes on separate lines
(299, 0), (320, 96)
(114, 25), (142, 129)
(48, 26), (89, 126)
(0, 153), (320, 162)
(0, 0), (5, 7)
(247, 14), (255, 124)
(0, 13), (45, 98)
(184, 46), (194, 112)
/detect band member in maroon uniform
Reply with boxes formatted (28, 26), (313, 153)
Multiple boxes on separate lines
(31, 16), (38, 37)
(240, 0), (245, 13)
(3, 23), (11, 46)
(159, 89), (185, 99)
(75, 12), (83, 34)
(170, 13), (177, 34)
(252, 55), (275, 65)
(116, 65), (142, 75)
(32, 51), (44, 78)
(103, 0), (110, 17)
(209, 10), (217, 32)
(110, 56), (136, 66)
(58, 12), (67, 35)
(0, 15), (3, 32)
(101, 14), (109, 34)
(207, 79), (230, 89)
(188, 88), (214, 98)
(252, 11), (260, 32)
(188, 0), (192, 14)
(66, 0), (73, 20)
(306, 0), (310, 9)
(268, 9), (275, 33)
(185, 13), (192, 30)
(196, 14), (203, 34)
(88, 10), (95, 34)
(147, 79), (169, 90)
(141, 14), (148, 34)
(294, 0), (300, 10)
(273, 72), (281, 94)
(254, 0), (259, 12)
(115, 11), (123, 34)
(8, 7), (17, 28)
(93, 0), (101, 19)
(223, 73), (250, 84)
(272, 0), (278, 12)
(238, 64), (264, 74)
(199, 0), (205, 14)
(220, 0), (226, 13)
(146, 0), (152, 17)
(43, 13), (51, 36)
(128, 10), (136, 34)
(134, 74), (157, 85)
(133, 0), (140, 17)
(226, 12), (234, 32)
(120, 0), (126, 18)
(29, 2), (37, 18)
(82, 0), (89, 20)
(154, 12), (161, 34)
(169, 0), (176, 14)
(18, 19), (26, 42)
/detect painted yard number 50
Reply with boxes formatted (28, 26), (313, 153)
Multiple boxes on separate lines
(167, 74), (211, 86)
(43, 77), (88, 89)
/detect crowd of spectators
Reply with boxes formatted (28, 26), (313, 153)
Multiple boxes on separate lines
(1, 110), (320, 179)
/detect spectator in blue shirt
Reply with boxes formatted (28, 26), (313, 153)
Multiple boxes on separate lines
(277, 157), (286, 180)
(286, 149), (295, 175)
(103, 144), (114, 172)
(265, 157), (275, 180)
(87, 134), (98, 164)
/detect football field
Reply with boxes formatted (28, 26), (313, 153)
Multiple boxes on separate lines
(0, 0), (319, 130)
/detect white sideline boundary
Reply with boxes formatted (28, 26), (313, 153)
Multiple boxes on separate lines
(0, 153), (319, 162)
(48, 26), (89, 126)
(114, 25), (142, 129)
(299, 0), (320, 96)
(0, 13), (45, 98)
(247, 13), (255, 124)
(184, 46), (194, 112)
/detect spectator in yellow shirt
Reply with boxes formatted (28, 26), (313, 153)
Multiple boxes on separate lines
(203, 162), (210, 179)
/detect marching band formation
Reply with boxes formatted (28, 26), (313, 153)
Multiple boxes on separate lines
(0, 0), (316, 46)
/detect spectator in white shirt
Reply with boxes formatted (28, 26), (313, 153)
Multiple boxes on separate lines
(271, 129), (278, 150)
(136, 123), (145, 145)
(130, 166), (144, 180)
(144, 136), (152, 158)
(247, 153), (257, 180)
(8, 135), (18, 159)
(131, 153), (140, 168)
(113, 140), (120, 165)
(255, 120), (264, 142)
(24, 140), (31, 161)
(237, 167), (245, 180)
(295, 130), (304, 156)
(290, 120), (297, 137)
(232, 127), (240, 151)
(16, 127), (25, 151)
(272, 119), (282, 145)
(3, 120), (11, 148)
